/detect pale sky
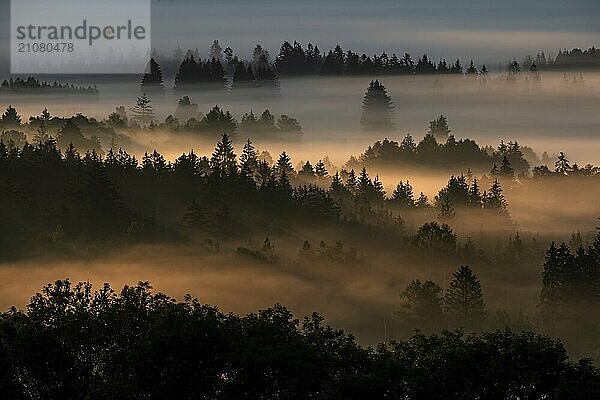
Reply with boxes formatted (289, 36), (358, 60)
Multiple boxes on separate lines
(151, 0), (600, 64)
(0, 0), (599, 74)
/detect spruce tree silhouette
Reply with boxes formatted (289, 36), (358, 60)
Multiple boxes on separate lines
(210, 133), (237, 178)
(428, 115), (451, 141)
(140, 58), (165, 92)
(201, 105), (237, 135)
(240, 139), (258, 182)
(392, 180), (415, 207)
(276, 115), (302, 133)
(0, 105), (21, 130)
(130, 94), (154, 126)
(444, 265), (486, 329)
(360, 80), (394, 132)
(466, 59), (478, 74)
(555, 152), (571, 174)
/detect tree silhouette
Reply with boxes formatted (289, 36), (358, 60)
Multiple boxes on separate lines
(314, 160), (328, 178)
(1, 280), (598, 399)
(555, 152), (571, 174)
(201, 105), (237, 135)
(500, 155), (515, 178)
(56, 121), (101, 153)
(209, 39), (223, 62)
(130, 94), (154, 126)
(507, 59), (521, 80)
(140, 58), (165, 92)
(275, 152), (294, 178)
(0, 105), (21, 130)
(210, 133), (237, 177)
(398, 280), (444, 332)
(257, 110), (277, 134)
(391, 180), (415, 207)
(466, 60), (478, 74)
(276, 115), (302, 133)
(428, 115), (451, 141)
(444, 265), (486, 329)
(484, 179), (508, 214)
(240, 139), (258, 182)
(360, 80), (394, 132)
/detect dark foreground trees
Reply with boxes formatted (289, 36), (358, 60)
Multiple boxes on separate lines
(0, 280), (599, 399)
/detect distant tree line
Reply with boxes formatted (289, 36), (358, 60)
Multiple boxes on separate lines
(150, 41), (489, 81)
(159, 105), (302, 137)
(275, 41), (485, 77)
(347, 128), (531, 175)
(0, 104), (303, 158)
(0, 77), (98, 95)
(527, 47), (600, 71)
(0, 279), (599, 399)
(145, 41), (280, 90)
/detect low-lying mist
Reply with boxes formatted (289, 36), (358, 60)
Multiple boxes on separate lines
(0, 238), (544, 346)
(3, 72), (600, 165)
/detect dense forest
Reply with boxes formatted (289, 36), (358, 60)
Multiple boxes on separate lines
(1, 0), (599, 397)
(1, 279), (599, 399)
(150, 41), (600, 84)
(0, 132), (515, 259)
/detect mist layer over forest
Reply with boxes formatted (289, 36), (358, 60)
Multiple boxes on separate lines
(3, 72), (600, 163)
(1, 65), (600, 374)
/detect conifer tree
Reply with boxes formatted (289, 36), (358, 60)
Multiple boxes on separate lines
(140, 58), (165, 92)
(360, 80), (394, 132)
(373, 175), (386, 201)
(34, 119), (50, 145)
(298, 161), (315, 181)
(358, 167), (372, 196)
(392, 181), (415, 207)
(507, 59), (521, 80)
(468, 178), (482, 207)
(209, 40), (223, 62)
(346, 169), (358, 194)
(315, 160), (328, 181)
(240, 110), (259, 133)
(451, 59), (463, 74)
(276, 115), (302, 133)
(400, 134), (417, 153)
(240, 139), (258, 182)
(210, 133), (237, 177)
(201, 105), (237, 135)
(275, 152), (294, 178)
(277, 169), (293, 196)
(466, 60), (478, 74)
(130, 94), (154, 126)
(415, 192), (429, 208)
(33, 108), (52, 144)
(258, 110), (277, 133)
(330, 171), (345, 193)
(438, 196), (455, 220)
(0, 105), (21, 130)
(500, 155), (515, 178)
(555, 152), (571, 174)
(444, 265), (485, 329)
(428, 115), (451, 141)
(175, 55), (200, 88)
(233, 61), (254, 82)
(484, 179), (507, 212)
